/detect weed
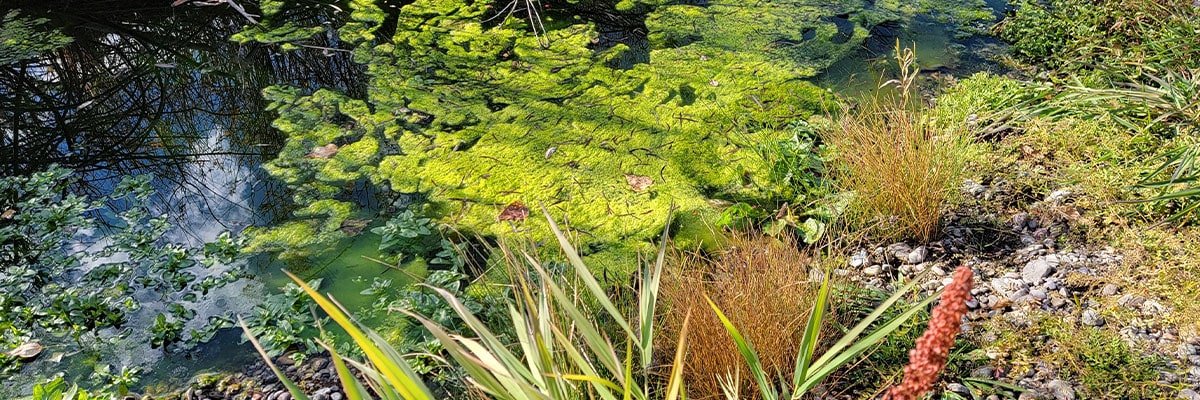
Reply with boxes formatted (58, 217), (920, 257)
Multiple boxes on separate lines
(660, 233), (819, 398)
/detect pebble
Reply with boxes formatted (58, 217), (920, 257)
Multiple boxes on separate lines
(1030, 289), (1047, 300)
(1022, 258), (1055, 283)
(1180, 389), (1200, 400)
(907, 246), (928, 264)
(888, 243), (912, 263)
(1082, 310), (1104, 327)
(1045, 380), (1075, 400)
(972, 366), (995, 379)
(947, 383), (971, 396)
(1100, 284), (1119, 296)
(1119, 294), (1146, 309)
(849, 250), (868, 267)
(863, 265), (882, 276)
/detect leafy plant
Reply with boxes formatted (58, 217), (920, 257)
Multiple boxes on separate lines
(372, 210), (439, 261)
(706, 267), (941, 399)
(238, 278), (326, 360)
(29, 377), (97, 400)
(245, 206), (688, 399)
(0, 167), (247, 374)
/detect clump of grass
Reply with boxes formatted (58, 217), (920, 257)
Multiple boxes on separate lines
(825, 46), (970, 242)
(660, 232), (819, 398)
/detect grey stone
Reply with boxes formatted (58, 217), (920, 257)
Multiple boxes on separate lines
(331, 393), (344, 400)
(971, 366), (995, 379)
(1179, 389), (1200, 400)
(1101, 284), (1119, 296)
(991, 277), (1028, 298)
(849, 249), (868, 268)
(947, 383), (971, 396)
(1082, 310), (1105, 327)
(1012, 212), (1029, 230)
(907, 246), (928, 264)
(863, 265), (882, 276)
(1018, 391), (1040, 400)
(1027, 218), (1041, 230)
(1023, 258), (1056, 283)
(1050, 297), (1068, 309)
(1046, 380), (1075, 400)
(1119, 294), (1146, 309)
(888, 242), (913, 262)
(313, 394), (329, 400)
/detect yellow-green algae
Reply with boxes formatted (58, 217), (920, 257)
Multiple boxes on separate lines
(244, 0), (994, 267)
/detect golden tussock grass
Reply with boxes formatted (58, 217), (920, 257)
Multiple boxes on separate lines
(826, 95), (969, 243)
(659, 232), (821, 399)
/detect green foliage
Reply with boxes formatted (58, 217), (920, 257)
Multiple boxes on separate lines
(1041, 320), (1166, 400)
(998, 0), (1200, 76)
(0, 10), (72, 65)
(244, 0), (850, 268)
(246, 207), (687, 400)
(29, 377), (96, 400)
(239, 278), (326, 360)
(372, 210), (439, 260)
(707, 270), (941, 399)
(0, 167), (247, 375)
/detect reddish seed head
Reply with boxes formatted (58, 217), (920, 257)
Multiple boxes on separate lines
(886, 265), (974, 400)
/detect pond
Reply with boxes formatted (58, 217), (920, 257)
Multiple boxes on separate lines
(0, 0), (1009, 396)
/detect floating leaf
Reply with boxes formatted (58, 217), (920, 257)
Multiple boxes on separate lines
(306, 144), (339, 159)
(624, 174), (653, 192)
(497, 201), (529, 222)
(7, 342), (44, 359)
(340, 219), (371, 236)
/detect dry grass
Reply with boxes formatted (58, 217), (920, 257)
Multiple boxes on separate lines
(659, 233), (821, 399)
(827, 95), (970, 243)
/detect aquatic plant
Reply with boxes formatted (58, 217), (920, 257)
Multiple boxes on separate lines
(0, 167), (247, 376)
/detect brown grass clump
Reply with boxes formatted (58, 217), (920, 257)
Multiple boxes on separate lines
(659, 233), (821, 399)
(825, 47), (970, 243)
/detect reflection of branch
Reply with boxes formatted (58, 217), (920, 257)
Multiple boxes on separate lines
(173, 0), (260, 24)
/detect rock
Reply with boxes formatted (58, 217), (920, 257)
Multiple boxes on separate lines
(1030, 289), (1047, 300)
(1082, 310), (1105, 327)
(888, 243), (913, 263)
(971, 366), (995, 379)
(907, 246), (928, 264)
(1045, 380), (1075, 400)
(1022, 258), (1056, 283)
(1180, 389), (1200, 400)
(1047, 189), (1073, 202)
(991, 277), (1028, 298)
(1018, 391), (1039, 400)
(1012, 212), (1029, 230)
(1119, 294), (1146, 309)
(1100, 284), (1119, 296)
(947, 383), (972, 396)
(331, 393), (344, 400)
(309, 358), (329, 370)
(863, 265), (882, 276)
(849, 250), (869, 268)
(1050, 297), (1068, 309)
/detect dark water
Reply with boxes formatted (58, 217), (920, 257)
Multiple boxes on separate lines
(0, 0), (1009, 395)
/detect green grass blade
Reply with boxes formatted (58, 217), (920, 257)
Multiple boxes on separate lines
(318, 340), (372, 400)
(705, 294), (776, 400)
(283, 271), (433, 399)
(792, 271), (830, 392)
(809, 271), (929, 372)
(797, 291), (940, 393)
(238, 316), (313, 400)
(541, 205), (635, 339)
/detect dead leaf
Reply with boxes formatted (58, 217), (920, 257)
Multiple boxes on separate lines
(1, 209), (14, 219)
(498, 201), (529, 222)
(624, 174), (653, 192)
(339, 219), (370, 236)
(306, 143), (339, 159)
